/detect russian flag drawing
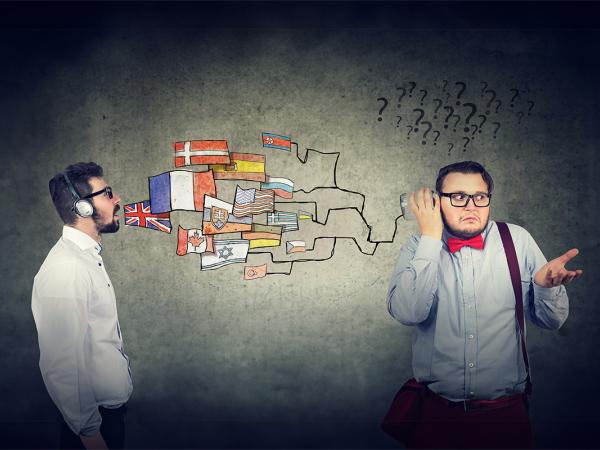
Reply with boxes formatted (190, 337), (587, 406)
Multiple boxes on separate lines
(149, 170), (216, 214)
(260, 176), (294, 199)
(261, 132), (291, 151)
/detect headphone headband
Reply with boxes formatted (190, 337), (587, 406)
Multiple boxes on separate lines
(62, 172), (81, 200)
(62, 172), (94, 218)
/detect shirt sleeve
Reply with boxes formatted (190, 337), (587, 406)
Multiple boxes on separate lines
(387, 234), (443, 325)
(31, 262), (102, 436)
(522, 230), (569, 330)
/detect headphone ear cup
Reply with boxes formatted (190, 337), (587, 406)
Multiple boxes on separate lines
(74, 199), (94, 218)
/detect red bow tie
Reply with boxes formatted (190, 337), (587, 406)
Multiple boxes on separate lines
(447, 234), (484, 253)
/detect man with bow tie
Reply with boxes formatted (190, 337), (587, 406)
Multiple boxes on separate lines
(386, 161), (582, 449)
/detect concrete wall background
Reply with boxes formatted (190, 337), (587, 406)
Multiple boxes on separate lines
(1, 3), (599, 448)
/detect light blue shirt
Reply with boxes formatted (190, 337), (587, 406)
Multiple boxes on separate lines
(387, 220), (569, 401)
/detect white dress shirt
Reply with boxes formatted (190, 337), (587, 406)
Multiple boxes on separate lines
(387, 220), (568, 401)
(32, 226), (132, 436)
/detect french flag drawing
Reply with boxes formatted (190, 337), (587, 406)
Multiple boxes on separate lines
(149, 170), (216, 214)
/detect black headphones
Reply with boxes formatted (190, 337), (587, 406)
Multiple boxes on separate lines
(62, 172), (95, 218)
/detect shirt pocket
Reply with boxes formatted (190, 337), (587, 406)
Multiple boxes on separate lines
(89, 282), (116, 319)
(490, 261), (519, 310)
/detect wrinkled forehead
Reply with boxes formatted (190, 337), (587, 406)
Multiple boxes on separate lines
(442, 172), (488, 193)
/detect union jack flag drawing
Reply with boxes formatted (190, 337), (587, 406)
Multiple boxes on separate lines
(124, 200), (172, 234)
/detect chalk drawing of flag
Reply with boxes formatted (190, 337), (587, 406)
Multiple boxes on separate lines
(242, 224), (283, 249)
(244, 264), (267, 280)
(176, 225), (214, 255)
(174, 140), (231, 167)
(209, 152), (266, 182)
(124, 200), (172, 233)
(149, 170), (216, 213)
(260, 176), (293, 199)
(202, 195), (252, 235)
(201, 240), (250, 271)
(267, 211), (299, 233)
(286, 240), (306, 254)
(261, 132), (291, 151)
(232, 186), (274, 217)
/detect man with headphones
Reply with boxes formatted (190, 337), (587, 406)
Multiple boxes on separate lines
(32, 162), (132, 449)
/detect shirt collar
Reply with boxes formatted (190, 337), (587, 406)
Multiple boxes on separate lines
(62, 225), (103, 255)
(442, 219), (495, 249)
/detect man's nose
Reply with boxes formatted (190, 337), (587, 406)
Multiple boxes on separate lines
(113, 192), (121, 204)
(464, 197), (477, 209)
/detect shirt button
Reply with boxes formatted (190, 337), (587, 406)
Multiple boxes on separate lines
(468, 362), (475, 368)
(470, 391), (475, 396)
(468, 334), (474, 339)
(98, 263), (102, 266)
(108, 283), (111, 287)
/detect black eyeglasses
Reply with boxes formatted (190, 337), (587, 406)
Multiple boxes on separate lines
(439, 192), (491, 207)
(84, 186), (113, 200)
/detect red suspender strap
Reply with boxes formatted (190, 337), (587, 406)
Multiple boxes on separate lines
(496, 221), (532, 394)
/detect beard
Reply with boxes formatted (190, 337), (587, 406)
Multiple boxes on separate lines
(442, 211), (489, 239)
(93, 205), (120, 234)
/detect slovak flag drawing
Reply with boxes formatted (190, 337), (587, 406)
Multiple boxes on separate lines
(124, 200), (172, 233)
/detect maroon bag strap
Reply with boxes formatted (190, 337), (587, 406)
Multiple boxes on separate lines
(496, 221), (532, 394)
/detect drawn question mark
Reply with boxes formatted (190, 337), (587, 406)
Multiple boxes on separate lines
(420, 121), (433, 145)
(480, 81), (488, 96)
(419, 89), (428, 105)
(376, 97), (388, 122)
(442, 80), (449, 91)
(492, 122), (501, 138)
(412, 108), (425, 132)
(470, 124), (479, 136)
(396, 116), (402, 127)
(406, 125), (414, 139)
(451, 114), (461, 132)
(443, 105), (454, 129)
(484, 89), (497, 115)
(396, 87), (407, 108)
(527, 101), (535, 115)
(433, 99), (443, 119)
(445, 92), (451, 102)
(510, 88), (520, 107)
(495, 100), (502, 113)
(517, 112), (524, 124)
(433, 130), (441, 146)
(477, 114), (487, 133)
(462, 137), (471, 151)
(455, 81), (466, 106)
(407, 81), (416, 97)
(462, 103), (477, 132)
(447, 142), (454, 155)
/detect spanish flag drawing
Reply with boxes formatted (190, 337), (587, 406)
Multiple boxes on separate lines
(209, 152), (266, 182)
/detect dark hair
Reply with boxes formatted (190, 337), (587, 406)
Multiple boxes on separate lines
(49, 162), (104, 224)
(435, 161), (494, 195)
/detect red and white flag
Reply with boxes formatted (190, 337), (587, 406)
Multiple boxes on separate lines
(177, 226), (214, 255)
(174, 140), (231, 167)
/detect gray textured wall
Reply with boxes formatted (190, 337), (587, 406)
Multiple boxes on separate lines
(1, 3), (599, 448)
